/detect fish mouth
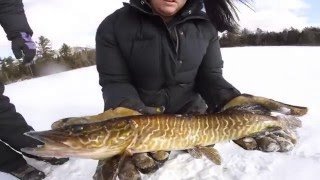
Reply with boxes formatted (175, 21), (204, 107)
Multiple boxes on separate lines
(21, 130), (75, 158)
(21, 146), (73, 158)
(24, 130), (71, 146)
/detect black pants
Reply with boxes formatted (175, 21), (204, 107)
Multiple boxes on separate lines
(0, 82), (40, 173)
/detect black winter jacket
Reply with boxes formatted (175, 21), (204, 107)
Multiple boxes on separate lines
(96, 0), (240, 113)
(0, 0), (32, 40)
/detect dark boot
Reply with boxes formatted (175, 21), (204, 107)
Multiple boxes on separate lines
(9, 163), (45, 180)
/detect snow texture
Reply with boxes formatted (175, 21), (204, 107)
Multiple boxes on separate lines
(1, 47), (319, 180)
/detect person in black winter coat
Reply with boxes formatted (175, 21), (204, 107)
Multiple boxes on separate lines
(0, 0), (68, 179)
(96, 0), (240, 115)
(95, 0), (299, 179)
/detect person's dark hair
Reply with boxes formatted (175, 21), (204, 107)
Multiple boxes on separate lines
(203, 0), (251, 32)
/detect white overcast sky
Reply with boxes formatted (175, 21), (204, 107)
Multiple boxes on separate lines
(0, 0), (318, 57)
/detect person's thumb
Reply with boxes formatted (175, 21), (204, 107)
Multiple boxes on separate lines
(12, 43), (23, 59)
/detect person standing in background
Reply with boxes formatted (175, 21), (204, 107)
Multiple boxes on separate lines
(0, 0), (68, 179)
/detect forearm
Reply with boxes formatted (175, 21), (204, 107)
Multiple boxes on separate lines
(96, 43), (145, 111)
(196, 31), (240, 112)
(197, 73), (240, 112)
(100, 81), (145, 111)
(96, 11), (148, 111)
(0, 0), (33, 40)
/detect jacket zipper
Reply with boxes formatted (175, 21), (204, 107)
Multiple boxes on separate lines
(126, 2), (209, 65)
(174, 27), (179, 54)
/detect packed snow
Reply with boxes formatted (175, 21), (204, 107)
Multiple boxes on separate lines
(1, 47), (319, 180)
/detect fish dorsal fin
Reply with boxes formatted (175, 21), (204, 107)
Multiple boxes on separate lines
(196, 146), (222, 165)
(223, 104), (271, 116)
(187, 148), (203, 159)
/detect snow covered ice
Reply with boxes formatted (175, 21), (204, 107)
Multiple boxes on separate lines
(1, 46), (319, 180)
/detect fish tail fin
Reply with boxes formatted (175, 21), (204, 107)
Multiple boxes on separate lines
(277, 115), (302, 130)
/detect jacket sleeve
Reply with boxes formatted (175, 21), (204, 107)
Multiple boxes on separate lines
(95, 12), (145, 111)
(0, 0), (33, 40)
(196, 29), (241, 113)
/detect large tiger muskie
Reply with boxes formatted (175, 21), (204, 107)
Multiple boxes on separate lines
(21, 95), (307, 165)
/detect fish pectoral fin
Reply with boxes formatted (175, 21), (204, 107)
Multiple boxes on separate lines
(187, 148), (203, 159)
(196, 146), (222, 165)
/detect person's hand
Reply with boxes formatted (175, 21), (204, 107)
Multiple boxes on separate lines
(94, 102), (169, 180)
(118, 99), (165, 115)
(128, 105), (170, 175)
(221, 93), (308, 116)
(137, 105), (165, 115)
(94, 156), (140, 180)
(11, 32), (36, 65)
(234, 129), (298, 152)
(93, 151), (170, 180)
(222, 93), (307, 152)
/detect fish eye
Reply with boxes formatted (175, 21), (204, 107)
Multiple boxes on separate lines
(70, 125), (84, 133)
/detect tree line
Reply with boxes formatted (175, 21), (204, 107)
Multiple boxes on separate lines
(0, 36), (95, 84)
(220, 27), (320, 47)
(1, 26), (320, 84)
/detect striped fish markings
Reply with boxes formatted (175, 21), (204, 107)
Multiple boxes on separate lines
(21, 95), (307, 167)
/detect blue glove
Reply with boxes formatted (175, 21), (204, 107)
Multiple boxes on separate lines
(11, 32), (36, 65)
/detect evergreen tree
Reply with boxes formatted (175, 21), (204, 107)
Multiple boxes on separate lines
(36, 36), (55, 62)
(286, 28), (300, 45)
(59, 43), (72, 59)
(299, 27), (320, 45)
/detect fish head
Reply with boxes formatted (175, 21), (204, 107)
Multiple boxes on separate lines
(21, 120), (135, 160)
